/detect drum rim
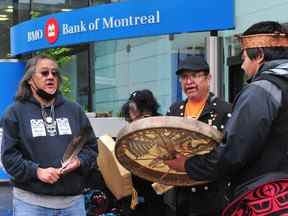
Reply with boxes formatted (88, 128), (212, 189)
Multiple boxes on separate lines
(115, 116), (223, 186)
(116, 116), (223, 143)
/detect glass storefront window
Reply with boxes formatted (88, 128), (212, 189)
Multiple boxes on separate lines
(0, 0), (14, 58)
(224, 35), (246, 102)
(29, 0), (89, 17)
(90, 0), (113, 5)
(91, 32), (209, 116)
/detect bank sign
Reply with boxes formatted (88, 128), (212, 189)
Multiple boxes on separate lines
(10, 0), (234, 56)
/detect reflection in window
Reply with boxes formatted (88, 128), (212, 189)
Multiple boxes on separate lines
(0, 0), (13, 58)
(91, 33), (208, 116)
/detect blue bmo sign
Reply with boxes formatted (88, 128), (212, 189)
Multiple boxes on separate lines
(0, 60), (24, 118)
(11, 0), (234, 56)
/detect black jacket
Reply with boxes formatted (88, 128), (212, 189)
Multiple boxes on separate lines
(185, 60), (288, 198)
(1, 93), (98, 195)
(166, 93), (232, 215)
(167, 93), (232, 131)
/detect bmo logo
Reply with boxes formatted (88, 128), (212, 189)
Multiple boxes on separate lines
(45, 18), (59, 44)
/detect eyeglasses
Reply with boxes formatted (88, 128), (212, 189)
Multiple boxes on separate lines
(38, 69), (59, 77)
(180, 73), (207, 82)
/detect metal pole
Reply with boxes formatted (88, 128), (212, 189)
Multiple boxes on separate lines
(206, 31), (224, 97)
(87, 45), (93, 112)
(87, 0), (93, 112)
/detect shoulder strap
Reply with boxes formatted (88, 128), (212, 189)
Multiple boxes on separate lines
(255, 73), (288, 108)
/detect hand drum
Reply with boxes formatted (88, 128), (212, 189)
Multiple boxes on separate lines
(115, 116), (223, 186)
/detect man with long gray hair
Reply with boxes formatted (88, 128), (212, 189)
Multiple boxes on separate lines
(1, 55), (97, 216)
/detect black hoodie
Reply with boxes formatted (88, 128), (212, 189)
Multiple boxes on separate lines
(1, 93), (98, 195)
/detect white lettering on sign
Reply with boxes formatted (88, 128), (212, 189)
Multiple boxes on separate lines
(103, 10), (160, 29)
(60, 10), (161, 34)
(88, 18), (101, 31)
(62, 20), (87, 35)
(27, 29), (43, 42)
(25, 11), (161, 44)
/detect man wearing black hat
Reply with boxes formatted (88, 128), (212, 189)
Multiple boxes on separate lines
(164, 55), (232, 216)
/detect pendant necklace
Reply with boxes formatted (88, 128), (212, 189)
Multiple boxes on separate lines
(41, 104), (57, 136)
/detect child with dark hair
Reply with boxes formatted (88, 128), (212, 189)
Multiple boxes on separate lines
(121, 89), (160, 122)
(120, 89), (165, 216)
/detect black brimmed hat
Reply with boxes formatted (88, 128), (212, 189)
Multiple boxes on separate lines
(176, 55), (209, 75)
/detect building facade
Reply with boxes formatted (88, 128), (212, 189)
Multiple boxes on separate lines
(1, 0), (288, 115)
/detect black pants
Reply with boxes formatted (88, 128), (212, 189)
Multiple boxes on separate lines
(131, 176), (166, 216)
(164, 184), (226, 216)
